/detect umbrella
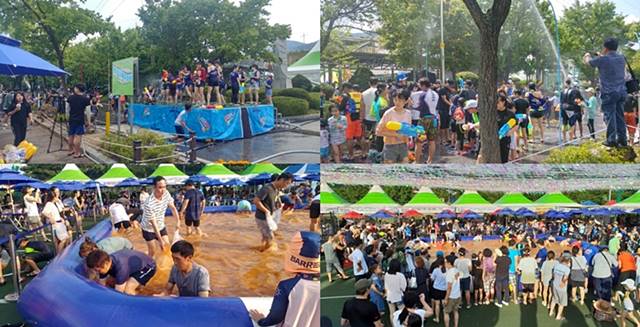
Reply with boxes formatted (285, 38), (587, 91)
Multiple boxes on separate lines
(138, 178), (154, 185)
(586, 208), (611, 217)
(0, 35), (68, 76)
(83, 181), (105, 190)
(205, 178), (225, 186)
(115, 178), (141, 188)
(402, 209), (423, 218)
(247, 173), (273, 185)
(567, 209), (585, 217)
(545, 210), (569, 220)
(460, 210), (482, 220)
(515, 207), (537, 218)
(609, 208), (627, 216)
(223, 179), (246, 187)
(494, 208), (515, 217)
(436, 209), (456, 219)
(370, 210), (395, 219)
(13, 181), (51, 190)
(185, 174), (211, 184)
(631, 209), (640, 215)
(0, 169), (39, 185)
(342, 211), (364, 220)
(51, 181), (85, 191)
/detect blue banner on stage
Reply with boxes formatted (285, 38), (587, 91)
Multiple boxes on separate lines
(247, 105), (275, 136)
(129, 104), (275, 140)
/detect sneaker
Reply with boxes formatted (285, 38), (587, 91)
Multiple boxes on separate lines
(466, 305), (471, 309)
(494, 302), (503, 308)
(502, 301), (509, 306)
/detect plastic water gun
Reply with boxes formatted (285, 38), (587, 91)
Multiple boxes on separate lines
(515, 113), (533, 135)
(498, 118), (517, 139)
(18, 140), (37, 161)
(386, 121), (425, 138)
(144, 87), (153, 101)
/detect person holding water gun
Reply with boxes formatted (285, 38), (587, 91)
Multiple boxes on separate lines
(497, 95), (517, 163)
(513, 89), (531, 152)
(463, 100), (480, 157)
(160, 69), (170, 103)
(375, 89), (413, 163)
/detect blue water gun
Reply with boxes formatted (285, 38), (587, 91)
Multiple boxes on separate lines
(498, 118), (517, 139)
(386, 121), (425, 137)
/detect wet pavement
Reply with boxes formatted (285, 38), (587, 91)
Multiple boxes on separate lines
(194, 130), (319, 163)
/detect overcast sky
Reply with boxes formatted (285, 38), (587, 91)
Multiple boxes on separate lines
(79, 0), (319, 43)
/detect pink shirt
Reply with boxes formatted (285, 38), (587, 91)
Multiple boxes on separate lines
(376, 106), (412, 145)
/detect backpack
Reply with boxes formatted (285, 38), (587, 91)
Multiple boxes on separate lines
(453, 106), (464, 122)
(341, 94), (359, 120)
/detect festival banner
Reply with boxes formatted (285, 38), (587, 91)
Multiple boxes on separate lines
(129, 104), (274, 141)
(111, 57), (136, 96)
(247, 105), (275, 136)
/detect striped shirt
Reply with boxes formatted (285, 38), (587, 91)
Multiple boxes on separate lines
(141, 190), (174, 233)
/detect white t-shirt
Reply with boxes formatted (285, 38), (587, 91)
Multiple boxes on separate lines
(518, 257), (538, 284)
(42, 201), (63, 223)
(109, 203), (129, 224)
(624, 296), (635, 311)
(174, 110), (187, 126)
(362, 87), (377, 122)
(384, 272), (407, 303)
(454, 257), (472, 278)
(424, 89), (439, 115)
(392, 309), (426, 327)
(23, 195), (39, 217)
(445, 267), (461, 299)
(139, 192), (149, 204)
(349, 248), (368, 276)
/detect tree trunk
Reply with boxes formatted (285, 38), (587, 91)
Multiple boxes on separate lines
(462, 0), (512, 163)
(477, 32), (501, 163)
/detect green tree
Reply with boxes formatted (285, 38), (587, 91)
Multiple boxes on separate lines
(137, 0), (290, 71)
(0, 0), (108, 75)
(321, 0), (376, 50)
(558, 0), (628, 84)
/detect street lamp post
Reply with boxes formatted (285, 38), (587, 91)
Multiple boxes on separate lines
(440, 0), (446, 82)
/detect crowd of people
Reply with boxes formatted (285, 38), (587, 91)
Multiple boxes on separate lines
(328, 214), (640, 326)
(321, 37), (638, 164)
(150, 60), (274, 107)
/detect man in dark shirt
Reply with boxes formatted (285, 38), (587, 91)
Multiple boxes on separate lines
(437, 80), (455, 143)
(585, 37), (628, 147)
(341, 279), (383, 327)
(66, 84), (90, 158)
(513, 90), (530, 149)
(494, 246), (512, 307)
(18, 239), (53, 276)
(253, 172), (293, 251)
(180, 181), (206, 236)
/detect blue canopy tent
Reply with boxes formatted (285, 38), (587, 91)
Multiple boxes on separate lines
(304, 172), (320, 181)
(13, 181), (51, 190)
(115, 178), (141, 188)
(369, 210), (395, 219)
(51, 181), (85, 191)
(586, 208), (611, 217)
(247, 173), (272, 185)
(223, 179), (246, 187)
(494, 208), (515, 217)
(609, 208), (627, 216)
(185, 174), (211, 184)
(204, 178), (225, 186)
(0, 35), (68, 76)
(436, 209), (456, 219)
(283, 164), (320, 177)
(460, 210), (482, 220)
(515, 207), (537, 218)
(567, 209), (585, 217)
(631, 209), (640, 215)
(0, 169), (39, 185)
(83, 181), (105, 190)
(545, 210), (569, 220)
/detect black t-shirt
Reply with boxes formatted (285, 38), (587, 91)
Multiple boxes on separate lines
(437, 87), (451, 112)
(254, 183), (278, 220)
(341, 298), (381, 327)
(24, 240), (50, 253)
(183, 188), (205, 219)
(67, 94), (90, 125)
(497, 109), (516, 132)
(495, 255), (511, 279)
(459, 89), (477, 102)
(513, 98), (530, 115)
(10, 101), (31, 126)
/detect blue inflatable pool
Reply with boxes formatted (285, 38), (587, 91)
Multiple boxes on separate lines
(17, 219), (260, 327)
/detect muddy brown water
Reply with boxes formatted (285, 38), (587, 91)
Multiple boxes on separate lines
(114, 211), (308, 297)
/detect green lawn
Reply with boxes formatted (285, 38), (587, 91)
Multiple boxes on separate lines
(0, 217), (102, 325)
(321, 260), (620, 327)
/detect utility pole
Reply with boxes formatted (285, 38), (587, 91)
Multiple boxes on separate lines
(440, 0), (446, 82)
